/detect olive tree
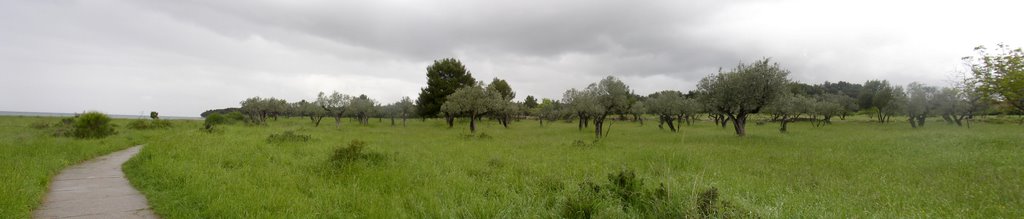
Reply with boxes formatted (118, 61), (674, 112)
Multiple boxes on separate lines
(697, 58), (790, 136)
(240, 97), (285, 124)
(318, 91), (352, 127)
(678, 98), (703, 126)
(380, 103), (400, 126)
(825, 93), (858, 120)
(563, 88), (597, 130)
(860, 80), (904, 123)
(396, 96), (416, 127)
(347, 94), (376, 125)
(628, 100), (647, 126)
(904, 82), (938, 128)
(487, 78), (517, 128)
(935, 80), (988, 127)
(583, 76), (631, 139)
(536, 98), (563, 127)
(811, 95), (843, 126)
(441, 83), (501, 133)
(296, 99), (327, 126)
(647, 90), (684, 132)
(764, 93), (812, 133)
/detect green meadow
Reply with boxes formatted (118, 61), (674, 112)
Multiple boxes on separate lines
(1, 115), (1022, 218)
(0, 117), (157, 218)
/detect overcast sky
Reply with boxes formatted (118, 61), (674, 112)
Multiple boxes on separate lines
(2, 0), (1022, 117)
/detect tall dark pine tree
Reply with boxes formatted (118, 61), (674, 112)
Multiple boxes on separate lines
(524, 95), (538, 109)
(416, 58), (476, 127)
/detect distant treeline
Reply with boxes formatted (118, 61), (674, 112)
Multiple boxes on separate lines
(200, 108), (241, 118)
(197, 44), (1024, 136)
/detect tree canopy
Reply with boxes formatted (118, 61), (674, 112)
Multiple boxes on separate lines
(441, 82), (501, 133)
(416, 58), (476, 118)
(965, 44), (1024, 113)
(697, 58), (790, 136)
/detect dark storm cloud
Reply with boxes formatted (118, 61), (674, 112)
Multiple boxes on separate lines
(1, 0), (1022, 116)
(129, 0), (744, 77)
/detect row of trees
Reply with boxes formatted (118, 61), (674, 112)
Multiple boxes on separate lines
(210, 44), (1023, 137)
(233, 93), (415, 127)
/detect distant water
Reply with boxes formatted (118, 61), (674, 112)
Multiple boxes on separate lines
(0, 111), (202, 120)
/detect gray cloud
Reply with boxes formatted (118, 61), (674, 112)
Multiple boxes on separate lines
(2, 0), (1022, 116)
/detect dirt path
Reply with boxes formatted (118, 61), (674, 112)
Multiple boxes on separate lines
(33, 145), (158, 219)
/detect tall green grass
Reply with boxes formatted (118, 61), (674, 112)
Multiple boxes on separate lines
(121, 117), (1023, 218)
(0, 116), (168, 218)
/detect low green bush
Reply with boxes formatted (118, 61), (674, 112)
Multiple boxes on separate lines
(204, 113), (228, 127)
(226, 111), (246, 123)
(330, 140), (385, 166)
(72, 111), (116, 139)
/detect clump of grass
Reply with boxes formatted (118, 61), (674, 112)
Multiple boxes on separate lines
(463, 132), (493, 139)
(51, 118), (76, 137)
(151, 119), (172, 128)
(694, 187), (747, 218)
(127, 120), (149, 129)
(696, 187), (719, 217)
(29, 121), (50, 129)
(487, 158), (504, 168)
(562, 181), (607, 219)
(572, 139), (597, 147)
(563, 169), (674, 217)
(330, 140), (385, 166)
(266, 131), (311, 143)
(562, 169), (749, 218)
(202, 124), (222, 134)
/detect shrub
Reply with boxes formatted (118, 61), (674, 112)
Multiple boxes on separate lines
(204, 113), (228, 127)
(150, 111), (159, 120)
(330, 140), (385, 166)
(72, 111), (116, 139)
(226, 111), (246, 122)
(266, 131), (311, 143)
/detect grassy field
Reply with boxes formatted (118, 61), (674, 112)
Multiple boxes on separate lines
(110, 116), (1022, 218)
(0, 115), (1021, 218)
(0, 116), (158, 218)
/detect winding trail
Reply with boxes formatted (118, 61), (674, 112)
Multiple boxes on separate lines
(33, 146), (158, 219)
